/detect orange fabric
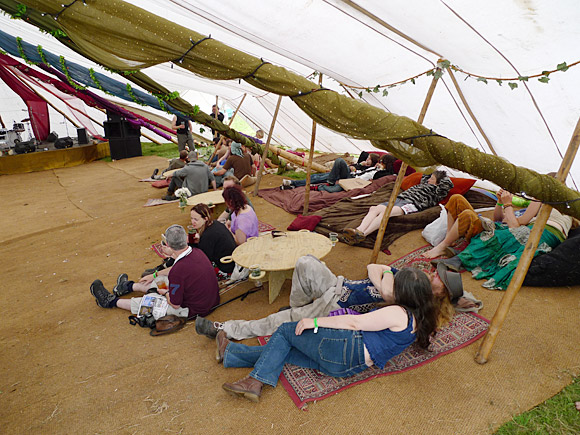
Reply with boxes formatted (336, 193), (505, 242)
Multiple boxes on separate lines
(401, 172), (423, 190)
(445, 194), (483, 241)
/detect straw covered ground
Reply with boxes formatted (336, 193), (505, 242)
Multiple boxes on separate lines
(1, 155), (579, 434)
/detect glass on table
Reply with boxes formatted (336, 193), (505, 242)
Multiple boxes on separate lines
(329, 232), (338, 246)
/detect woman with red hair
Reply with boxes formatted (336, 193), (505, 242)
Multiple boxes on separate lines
(222, 185), (259, 244)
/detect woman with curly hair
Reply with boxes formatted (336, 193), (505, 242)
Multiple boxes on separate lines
(189, 204), (237, 277)
(222, 185), (259, 244)
(214, 267), (437, 402)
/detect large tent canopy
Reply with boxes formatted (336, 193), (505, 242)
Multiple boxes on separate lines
(1, 1), (580, 198)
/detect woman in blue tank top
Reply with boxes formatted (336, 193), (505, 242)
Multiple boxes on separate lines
(215, 267), (437, 402)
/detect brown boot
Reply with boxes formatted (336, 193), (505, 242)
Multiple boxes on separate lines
(215, 330), (230, 363)
(222, 376), (263, 402)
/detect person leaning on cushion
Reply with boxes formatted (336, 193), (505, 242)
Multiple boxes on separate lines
(195, 255), (457, 341)
(213, 267), (437, 403)
(90, 225), (219, 319)
(189, 203), (237, 278)
(342, 170), (453, 245)
(222, 184), (259, 245)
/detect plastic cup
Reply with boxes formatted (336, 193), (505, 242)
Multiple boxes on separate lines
(329, 232), (338, 246)
(250, 264), (261, 277)
(155, 275), (169, 290)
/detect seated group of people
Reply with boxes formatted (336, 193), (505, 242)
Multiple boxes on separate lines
(91, 149), (578, 405)
(161, 141), (257, 201)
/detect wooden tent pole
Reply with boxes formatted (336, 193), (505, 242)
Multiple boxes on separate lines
(207, 94), (246, 163)
(369, 74), (441, 264)
(475, 115), (580, 364)
(303, 74), (323, 215)
(446, 67), (498, 156)
(253, 95), (283, 196)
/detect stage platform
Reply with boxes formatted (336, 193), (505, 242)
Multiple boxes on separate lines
(0, 142), (110, 175)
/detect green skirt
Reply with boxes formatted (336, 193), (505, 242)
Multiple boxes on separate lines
(458, 223), (560, 290)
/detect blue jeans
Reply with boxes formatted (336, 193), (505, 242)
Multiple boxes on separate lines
(291, 158), (351, 187)
(222, 322), (369, 387)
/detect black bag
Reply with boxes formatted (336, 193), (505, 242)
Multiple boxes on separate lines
(47, 131), (59, 142)
(54, 137), (73, 149)
(129, 313), (156, 329)
(14, 140), (36, 154)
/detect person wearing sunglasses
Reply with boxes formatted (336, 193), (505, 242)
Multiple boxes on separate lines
(90, 225), (219, 319)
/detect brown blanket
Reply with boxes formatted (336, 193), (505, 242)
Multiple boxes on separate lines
(258, 175), (396, 214)
(313, 186), (496, 251)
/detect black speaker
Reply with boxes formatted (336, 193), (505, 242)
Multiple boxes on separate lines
(121, 122), (140, 138)
(108, 137), (142, 160)
(77, 128), (88, 145)
(47, 131), (58, 142)
(103, 121), (122, 138)
(106, 110), (123, 123)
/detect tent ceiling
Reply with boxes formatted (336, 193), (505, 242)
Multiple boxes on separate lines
(1, 1), (580, 183)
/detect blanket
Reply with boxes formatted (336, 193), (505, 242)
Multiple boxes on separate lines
(258, 175), (396, 214)
(314, 187), (496, 252)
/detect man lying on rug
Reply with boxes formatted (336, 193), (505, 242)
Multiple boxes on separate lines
(89, 225), (219, 320)
(342, 170), (453, 245)
(281, 154), (384, 192)
(195, 254), (463, 341)
(214, 267), (437, 402)
(424, 191), (576, 290)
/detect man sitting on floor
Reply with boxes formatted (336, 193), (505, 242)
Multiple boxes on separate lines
(163, 151), (217, 201)
(90, 225), (219, 319)
(151, 149), (189, 180)
(195, 254), (464, 340)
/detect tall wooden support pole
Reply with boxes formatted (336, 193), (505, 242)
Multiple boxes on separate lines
(369, 74), (440, 263)
(475, 115), (580, 364)
(446, 67), (498, 156)
(253, 95), (283, 196)
(207, 94), (246, 163)
(303, 74), (324, 215)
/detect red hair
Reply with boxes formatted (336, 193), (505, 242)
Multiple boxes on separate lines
(222, 185), (247, 214)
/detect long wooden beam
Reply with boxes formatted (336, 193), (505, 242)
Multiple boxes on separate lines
(253, 95), (283, 196)
(303, 74), (323, 215)
(475, 114), (580, 363)
(369, 73), (440, 263)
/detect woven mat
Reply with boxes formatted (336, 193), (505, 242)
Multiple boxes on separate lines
(258, 312), (488, 409)
(258, 220), (276, 234)
(258, 240), (486, 409)
(143, 197), (178, 207)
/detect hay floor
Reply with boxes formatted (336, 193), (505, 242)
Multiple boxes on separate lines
(1, 155), (579, 434)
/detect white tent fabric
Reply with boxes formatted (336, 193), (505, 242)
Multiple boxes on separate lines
(1, 1), (580, 184)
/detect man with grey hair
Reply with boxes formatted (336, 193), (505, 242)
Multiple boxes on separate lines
(163, 151), (217, 201)
(90, 225), (220, 319)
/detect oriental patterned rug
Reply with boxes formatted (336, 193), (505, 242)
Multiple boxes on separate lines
(258, 312), (489, 409)
(387, 238), (469, 272)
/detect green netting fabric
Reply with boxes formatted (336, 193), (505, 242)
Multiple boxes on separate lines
(11, 0), (580, 217)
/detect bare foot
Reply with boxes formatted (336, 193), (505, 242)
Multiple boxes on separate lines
(424, 245), (448, 259)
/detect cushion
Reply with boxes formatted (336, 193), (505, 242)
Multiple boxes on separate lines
(440, 178), (477, 205)
(400, 172), (423, 190)
(523, 228), (580, 287)
(338, 178), (371, 191)
(287, 214), (323, 231)
(152, 178), (170, 189)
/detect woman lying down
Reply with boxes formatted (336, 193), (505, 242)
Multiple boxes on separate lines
(209, 267), (437, 403)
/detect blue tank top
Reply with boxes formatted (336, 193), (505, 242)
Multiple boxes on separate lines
(361, 308), (416, 369)
(337, 267), (399, 313)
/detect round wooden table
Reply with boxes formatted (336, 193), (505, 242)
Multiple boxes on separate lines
(232, 231), (333, 303)
(186, 190), (226, 217)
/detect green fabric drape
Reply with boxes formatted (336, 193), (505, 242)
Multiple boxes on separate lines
(9, 0), (580, 218)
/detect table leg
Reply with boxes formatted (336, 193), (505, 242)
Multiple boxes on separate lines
(267, 269), (293, 304)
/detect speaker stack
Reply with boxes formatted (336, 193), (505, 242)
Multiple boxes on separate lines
(103, 110), (142, 160)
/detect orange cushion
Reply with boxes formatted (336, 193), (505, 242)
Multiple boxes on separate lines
(399, 172), (476, 205)
(287, 214), (322, 231)
(400, 172), (423, 190)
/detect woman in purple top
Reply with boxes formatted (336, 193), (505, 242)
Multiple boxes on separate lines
(222, 185), (259, 244)
(213, 267), (437, 402)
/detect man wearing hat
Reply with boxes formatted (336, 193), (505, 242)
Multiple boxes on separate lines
(432, 260), (483, 312)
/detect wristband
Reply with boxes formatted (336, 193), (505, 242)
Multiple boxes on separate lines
(153, 271), (157, 279)
(496, 202), (503, 207)
(503, 204), (513, 209)
(382, 269), (393, 276)
(313, 318), (318, 334)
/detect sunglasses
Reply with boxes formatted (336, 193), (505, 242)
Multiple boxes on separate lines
(161, 233), (168, 247)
